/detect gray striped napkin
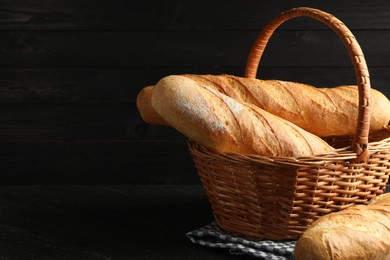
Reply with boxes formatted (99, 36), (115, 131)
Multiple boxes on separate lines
(186, 222), (296, 259)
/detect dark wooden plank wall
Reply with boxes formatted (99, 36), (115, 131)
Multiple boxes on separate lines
(1, 0), (390, 184)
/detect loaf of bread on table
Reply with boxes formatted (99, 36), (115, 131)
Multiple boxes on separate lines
(151, 75), (334, 157)
(137, 74), (390, 137)
(294, 192), (390, 260)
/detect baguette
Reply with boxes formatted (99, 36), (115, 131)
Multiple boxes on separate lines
(294, 193), (390, 260)
(137, 74), (390, 136)
(151, 75), (334, 157)
(136, 85), (169, 126)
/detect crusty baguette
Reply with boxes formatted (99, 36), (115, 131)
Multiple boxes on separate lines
(137, 74), (390, 136)
(136, 85), (169, 126)
(294, 193), (390, 260)
(151, 75), (334, 157)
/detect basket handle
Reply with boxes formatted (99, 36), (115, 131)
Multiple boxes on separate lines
(245, 7), (371, 162)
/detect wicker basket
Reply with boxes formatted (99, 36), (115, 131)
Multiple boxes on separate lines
(188, 7), (390, 241)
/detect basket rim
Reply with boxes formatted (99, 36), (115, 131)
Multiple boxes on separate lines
(188, 135), (390, 168)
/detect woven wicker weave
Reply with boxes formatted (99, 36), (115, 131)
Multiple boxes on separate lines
(188, 7), (390, 241)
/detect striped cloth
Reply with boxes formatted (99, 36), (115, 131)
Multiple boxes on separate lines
(186, 222), (296, 259)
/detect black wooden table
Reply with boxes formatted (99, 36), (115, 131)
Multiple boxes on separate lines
(0, 185), (254, 260)
(1, 185), (388, 260)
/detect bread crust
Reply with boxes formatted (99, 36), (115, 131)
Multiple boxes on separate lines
(136, 85), (169, 126)
(138, 74), (390, 137)
(294, 193), (390, 260)
(151, 75), (333, 157)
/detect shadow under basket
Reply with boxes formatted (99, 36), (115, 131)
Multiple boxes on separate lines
(187, 7), (390, 241)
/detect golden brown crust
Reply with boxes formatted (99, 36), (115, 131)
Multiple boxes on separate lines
(137, 74), (390, 137)
(294, 193), (390, 260)
(212, 75), (390, 137)
(151, 75), (333, 157)
(136, 85), (169, 126)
